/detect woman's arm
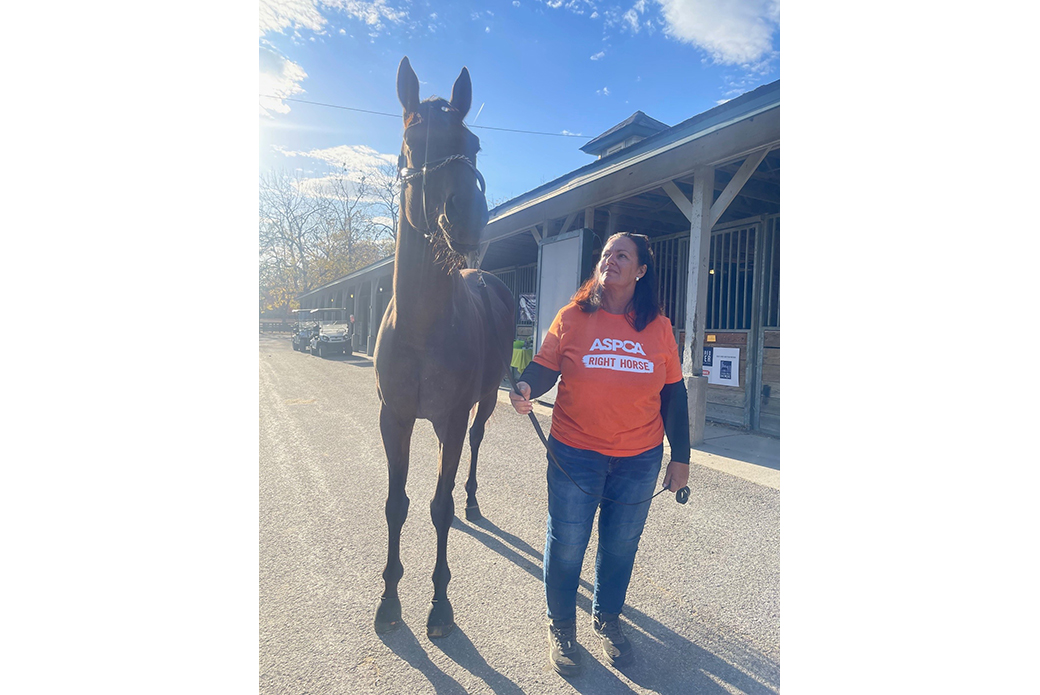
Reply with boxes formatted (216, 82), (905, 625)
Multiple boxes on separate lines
(660, 379), (691, 491)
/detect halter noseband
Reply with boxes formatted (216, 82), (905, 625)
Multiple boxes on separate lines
(399, 154), (486, 196)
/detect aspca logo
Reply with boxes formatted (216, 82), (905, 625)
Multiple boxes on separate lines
(589, 337), (646, 356)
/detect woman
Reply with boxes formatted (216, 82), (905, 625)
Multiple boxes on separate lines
(509, 232), (690, 676)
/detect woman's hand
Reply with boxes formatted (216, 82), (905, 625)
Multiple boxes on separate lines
(662, 461), (689, 492)
(509, 381), (533, 415)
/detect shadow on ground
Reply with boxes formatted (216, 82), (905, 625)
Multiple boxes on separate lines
(378, 623), (469, 694)
(442, 515), (780, 695)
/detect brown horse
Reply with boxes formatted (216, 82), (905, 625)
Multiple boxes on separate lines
(372, 57), (515, 638)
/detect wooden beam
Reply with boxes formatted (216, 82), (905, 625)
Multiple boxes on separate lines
(559, 211), (578, 236)
(585, 206), (596, 231)
(709, 147), (770, 227)
(529, 226), (542, 243)
(476, 241), (489, 267)
(713, 173), (780, 205)
(662, 180), (693, 223)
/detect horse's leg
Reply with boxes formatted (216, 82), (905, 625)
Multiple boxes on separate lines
(464, 389), (498, 521)
(427, 409), (469, 638)
(374, 403), (414, 634)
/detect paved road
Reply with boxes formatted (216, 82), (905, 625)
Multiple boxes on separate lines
(260, 333), (780, 694)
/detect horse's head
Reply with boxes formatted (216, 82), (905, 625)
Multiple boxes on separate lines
(397, 56), (489, 259)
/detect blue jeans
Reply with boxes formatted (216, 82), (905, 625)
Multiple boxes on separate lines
(544, 435), (663, 621)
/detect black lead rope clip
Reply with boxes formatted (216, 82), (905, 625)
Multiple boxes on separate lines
(675, 486), (690, 505)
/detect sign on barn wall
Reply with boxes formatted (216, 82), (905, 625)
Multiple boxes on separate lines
(703, 346), (740, 387)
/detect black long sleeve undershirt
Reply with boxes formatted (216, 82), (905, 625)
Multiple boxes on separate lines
(517, 362), (691, 464)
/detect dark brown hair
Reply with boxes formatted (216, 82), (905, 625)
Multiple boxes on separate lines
(573, 232), (662, 332)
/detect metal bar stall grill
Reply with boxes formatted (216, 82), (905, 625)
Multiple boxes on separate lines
(648, 233), (690, 344)
(706, 222), (758, 331)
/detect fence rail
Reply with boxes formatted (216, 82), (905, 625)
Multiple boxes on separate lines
(260, 320), (293, 333)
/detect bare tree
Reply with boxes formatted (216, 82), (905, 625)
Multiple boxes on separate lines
(309, 172), (372, 288)
(259, 165), (397, 315)
(369, 160), (401, 243)
(259, 169), (324, 310)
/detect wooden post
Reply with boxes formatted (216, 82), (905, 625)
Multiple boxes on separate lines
(682, 167), (714, 445)
(606, 205), (619, 237)
(585, 206), (595, 231)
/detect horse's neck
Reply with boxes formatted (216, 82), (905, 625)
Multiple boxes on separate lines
(391, 224), (456, 335)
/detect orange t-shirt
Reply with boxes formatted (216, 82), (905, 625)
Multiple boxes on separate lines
(532, 302), (682, 457)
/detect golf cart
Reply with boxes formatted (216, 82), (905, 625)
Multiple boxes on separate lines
(290, 309), (317, 352)
(308, 308), (353, 358)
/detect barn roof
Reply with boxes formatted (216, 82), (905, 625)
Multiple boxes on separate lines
(579, 110), (670, 156)
(487, 79), (780, 226)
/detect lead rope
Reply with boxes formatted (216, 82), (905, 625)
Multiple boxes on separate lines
(476, 273), (690, 506)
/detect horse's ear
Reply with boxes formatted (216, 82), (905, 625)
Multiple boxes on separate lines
(397, 56), (420, 117)
(450, 67), (472, 119)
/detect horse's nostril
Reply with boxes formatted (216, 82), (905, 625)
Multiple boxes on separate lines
(445, 194), (459, 217)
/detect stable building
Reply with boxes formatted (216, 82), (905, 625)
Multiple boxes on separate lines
(298, 79), (780, 439)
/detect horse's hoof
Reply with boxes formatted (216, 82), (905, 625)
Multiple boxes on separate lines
(465, 503), (482, 522)
(374, 596), (402, 634)
(426, 599), (455, 639)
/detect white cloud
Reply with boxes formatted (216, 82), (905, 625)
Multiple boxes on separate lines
(259, 0), (408, 37)
(597, 86), (610, 96)
(561, 129), (584, 136)
(275, 144), (397, 184)
(486, 26), (491, 32)
(513, 1), (521, 6)
(260, 46), (308, 118)
(623, 8), (640, 31)
(260, 0), (326, 36)
(326, 0), (409, 30)
(655, 0), (779, 65)
(590, 50), (605, 60)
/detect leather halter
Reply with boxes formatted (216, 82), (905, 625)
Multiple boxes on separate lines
(397, 114), (486, 240)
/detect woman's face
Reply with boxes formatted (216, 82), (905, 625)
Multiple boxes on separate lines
(597, 235), (647, 291)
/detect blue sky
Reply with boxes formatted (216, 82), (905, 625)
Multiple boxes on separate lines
(260, 0), (780, 205)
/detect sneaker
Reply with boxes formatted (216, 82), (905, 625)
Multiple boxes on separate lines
(593, 613), (633, 666)
(547, 618), (582, 676)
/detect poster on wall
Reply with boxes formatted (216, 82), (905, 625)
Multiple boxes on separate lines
(519, 294), (536, 323)
(705, 346), (740, 387)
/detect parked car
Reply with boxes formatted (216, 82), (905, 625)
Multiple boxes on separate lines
(307, 308), (353, 358)
(290, 309), (317, 352)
